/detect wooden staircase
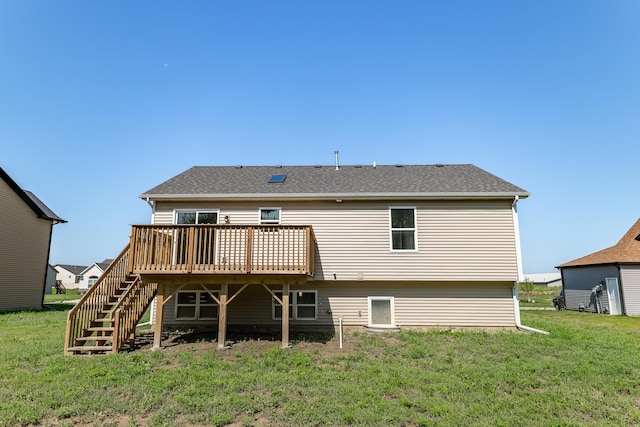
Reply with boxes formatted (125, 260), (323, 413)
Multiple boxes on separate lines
(64, 246), (158, 355)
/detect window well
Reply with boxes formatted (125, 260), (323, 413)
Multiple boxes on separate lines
(268, 174), (287, 183)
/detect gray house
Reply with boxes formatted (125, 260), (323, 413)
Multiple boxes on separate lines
(0, 166), (66, 311)
(557, 218), (640, 315)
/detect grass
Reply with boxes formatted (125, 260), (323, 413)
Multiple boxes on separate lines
(44, 289), (82, 304)
(1, 309), (639, 426)
(519, 284), (561, 308)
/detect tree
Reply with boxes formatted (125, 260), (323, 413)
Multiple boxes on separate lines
(519, 279), (535, 302)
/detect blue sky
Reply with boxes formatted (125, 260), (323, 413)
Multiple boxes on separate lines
(1, 1), (639, 273)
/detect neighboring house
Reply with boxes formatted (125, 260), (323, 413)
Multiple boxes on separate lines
(77, 259), (114, 293)
(557, 218), (640, 315)
(45, 264), (57, 295)
(522, 273), (562, 287)
(54, 264), (87, 290)
(65, 164), (530, 354)
(0, 166), (66, 312)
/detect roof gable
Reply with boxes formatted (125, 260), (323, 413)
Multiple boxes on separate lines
(557, 218), (640, 268)
(55, 264), (88, 275)
(0, 166), (66, 223)
(141, 164), (529, 201)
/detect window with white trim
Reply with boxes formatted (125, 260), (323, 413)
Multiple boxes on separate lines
(272, 290), (317, 320)
(368, 296), (395, 327)
(175, 290), (219, 320)
(175, 210), (219, 225)
(88, 275), (99, 288)
(390, 207), (417, 251)
(259, 207), (281, 225)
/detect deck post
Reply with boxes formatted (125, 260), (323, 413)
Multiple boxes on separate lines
(282, 282), (290, 348)
(217, 283), (228, 349)
(153, 283), (166, 349)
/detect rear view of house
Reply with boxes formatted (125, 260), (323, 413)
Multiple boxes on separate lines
(65, 163), (529, 355)
(0, 167), (66, 311)
(557, 218), (640, 315)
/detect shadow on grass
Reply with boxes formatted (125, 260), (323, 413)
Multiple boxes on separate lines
(126, 328), (336, 352)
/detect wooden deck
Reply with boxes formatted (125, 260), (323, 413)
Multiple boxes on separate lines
(128, 224), (316, 277)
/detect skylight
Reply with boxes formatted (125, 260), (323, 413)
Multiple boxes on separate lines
(268, 174), (287, 183)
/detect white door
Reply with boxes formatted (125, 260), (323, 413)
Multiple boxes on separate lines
(605, 277), (622, 315)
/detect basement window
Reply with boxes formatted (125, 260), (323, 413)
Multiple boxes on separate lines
(272, 291), (317, 320)
(175, 290), (219, 320)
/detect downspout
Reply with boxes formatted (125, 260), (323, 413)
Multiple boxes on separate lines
(513, 284), (549, 334)
(511, 196), (549, 335)
(40, 221), (55, 308)
(145, 197), (155, 223)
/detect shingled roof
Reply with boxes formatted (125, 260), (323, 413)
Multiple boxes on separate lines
(557, 218), (640, 268)
(140, 164), (529, 201)
(0, 166), (66, 223)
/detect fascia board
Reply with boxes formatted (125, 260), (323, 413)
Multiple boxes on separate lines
(140, 191), (530, 202)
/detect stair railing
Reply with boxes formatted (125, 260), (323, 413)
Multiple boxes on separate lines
(64, 245), (131, 355)
(112, 279), (158, 353)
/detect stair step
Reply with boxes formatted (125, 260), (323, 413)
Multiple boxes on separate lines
(76, 336), (113, 343)
(92, 318), (114, 324)
(68, 346), (113, 353)
(86, 326), (114, 332)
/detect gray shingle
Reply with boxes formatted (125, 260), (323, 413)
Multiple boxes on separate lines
(141, 164), (529, 199)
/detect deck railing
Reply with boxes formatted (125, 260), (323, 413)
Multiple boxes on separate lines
(64, 245), (130, 354)
(129, 224), (316, 276)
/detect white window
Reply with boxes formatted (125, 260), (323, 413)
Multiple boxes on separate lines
(368, 296), (395, 327)
(175, 210), (219, 225)
(175, 290), (219, 320)
(272, 290), (317, 320)
(259, 207), (281, 225)
(88, 275), (99, 288)
(389, 207), (417, 251)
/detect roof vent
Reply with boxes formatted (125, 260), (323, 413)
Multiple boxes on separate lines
(436, 164), (444, 167)
(234, 165), (243, 169)
(395, 164), (403, 168)
(268, 174), (287, 183)
(354, 165), (362, 168)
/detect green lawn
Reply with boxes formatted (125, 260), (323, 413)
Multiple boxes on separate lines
(1, 309), (639, 426)
(44, 289), (82, 304)
(519, 285), (561, 308)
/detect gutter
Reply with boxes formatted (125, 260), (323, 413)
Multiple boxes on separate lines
(140, 191), (531, 202)
(513, 284), (549, 335)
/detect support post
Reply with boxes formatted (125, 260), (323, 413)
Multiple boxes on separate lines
(282, 283), (290, 348)
(218, 283), (228, 349)
(153, 283), (166, 349)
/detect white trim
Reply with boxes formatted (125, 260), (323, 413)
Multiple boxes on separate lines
(512, 197), (524, 282)
(173, 209), (220, 224)
(272, 290), (318, 320)
(175, 290), (219, 320)
(142, 192), (530, 202)
(368, 296), (395, 327)
(259, 207), (282, 225)
(389, 206), (418, 252)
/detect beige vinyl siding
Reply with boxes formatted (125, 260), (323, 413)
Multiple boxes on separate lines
(621, 265), (640, 315)
(153, 200), (519, 282)
(0, 180), (51, 311)
(162, 281), (515, 328)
